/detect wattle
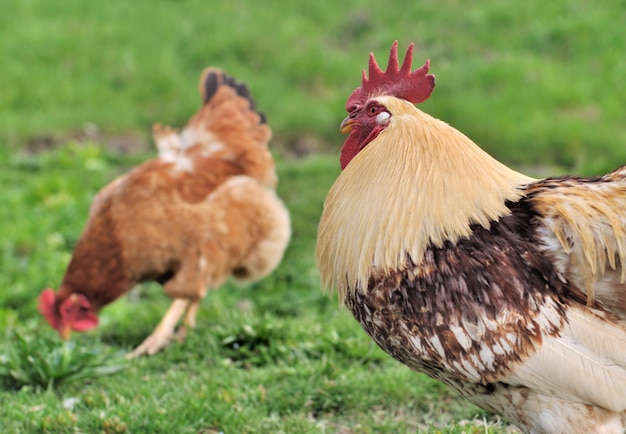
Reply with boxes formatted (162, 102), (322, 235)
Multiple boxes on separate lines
(339, 126), (384, 170)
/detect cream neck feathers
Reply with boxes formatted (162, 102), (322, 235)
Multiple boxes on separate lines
(316, 96), (535, 301)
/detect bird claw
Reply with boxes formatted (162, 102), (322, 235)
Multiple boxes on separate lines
(126, 326), (190, 358)
(174, 325), (188, 343)
(126, 331), (174, 358)
(126, 299), (198, 358)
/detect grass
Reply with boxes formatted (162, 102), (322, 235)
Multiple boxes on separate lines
(0, 145), (515, 432)
(0, 329), (127, 391)
(0, 0), (624, 172)
(0, 0), (624, 432)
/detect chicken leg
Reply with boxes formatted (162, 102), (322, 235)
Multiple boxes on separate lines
(127, 298), (200, 358)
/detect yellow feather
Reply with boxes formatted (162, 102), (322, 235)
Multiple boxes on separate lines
(531, 177), (626, 305)
(316, 96), (534, 302)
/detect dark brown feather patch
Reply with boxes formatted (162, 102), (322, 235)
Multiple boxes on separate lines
(345, 198), (580, 391)
(201, 69), (266, 124)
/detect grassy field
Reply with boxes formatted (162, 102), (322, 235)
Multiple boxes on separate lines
(0, 0), (624, 432)
(0, 147), (510, 433)
(1, 0), (625, 171)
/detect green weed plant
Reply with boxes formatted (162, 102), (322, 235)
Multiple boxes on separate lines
(0, 329), (127, 391)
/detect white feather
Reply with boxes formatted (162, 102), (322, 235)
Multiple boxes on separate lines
(505, 306), (626, 413)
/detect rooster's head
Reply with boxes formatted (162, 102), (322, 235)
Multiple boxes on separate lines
(339, 41), (435, 169)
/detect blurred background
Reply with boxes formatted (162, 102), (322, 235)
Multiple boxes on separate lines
(0, 1), (624, 432)
(2, 0), (624, 171)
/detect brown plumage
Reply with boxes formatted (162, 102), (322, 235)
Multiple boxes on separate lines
(39, 68), (291, 357)
(316, 41), (626, 433)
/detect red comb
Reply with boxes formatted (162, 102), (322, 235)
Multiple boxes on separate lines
(346, 41), (435, 111)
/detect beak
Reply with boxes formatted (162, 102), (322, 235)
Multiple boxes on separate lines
(340, 116), (356, 134)
(60, 323), (72, 341)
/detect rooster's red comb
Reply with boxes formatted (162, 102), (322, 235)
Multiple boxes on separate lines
(346, 41), (435, 111)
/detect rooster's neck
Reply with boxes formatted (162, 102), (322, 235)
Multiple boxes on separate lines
(317, 101), (534, 301)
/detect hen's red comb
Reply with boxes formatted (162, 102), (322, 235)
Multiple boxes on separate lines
(346, 41), (435, 111)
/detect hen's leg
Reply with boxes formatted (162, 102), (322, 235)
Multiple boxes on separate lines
(127, 298), (190, 358)
(174, 299), (201, 342)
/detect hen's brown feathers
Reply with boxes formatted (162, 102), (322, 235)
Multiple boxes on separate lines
(167, 68), (276, 197)
(44, 68), (290, 357)
(200, 67), (265, 124)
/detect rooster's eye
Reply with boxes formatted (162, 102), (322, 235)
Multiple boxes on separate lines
(368, 105), (379, 115)
(366, 103), (389, 124)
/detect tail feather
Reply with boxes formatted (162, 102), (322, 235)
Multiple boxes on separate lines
(199, 68), (266, 124)
(159, 65), (276, 195)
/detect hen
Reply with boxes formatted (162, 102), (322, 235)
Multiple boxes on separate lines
(316, 41), (626, 433)
(39, 68), (291, 357)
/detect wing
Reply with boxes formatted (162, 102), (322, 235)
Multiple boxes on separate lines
(347, 205), (570, 385)
(504, 305), (626, 413)
(346, 195), (626, 412)
(528, 166), (626, 317)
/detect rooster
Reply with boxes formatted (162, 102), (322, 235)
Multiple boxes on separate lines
(39, 68), (291, 357)
(316, 41), (626, 433)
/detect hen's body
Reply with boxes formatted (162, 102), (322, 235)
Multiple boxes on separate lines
(317, 43), (626, 433)
(41, 69), (290, 357)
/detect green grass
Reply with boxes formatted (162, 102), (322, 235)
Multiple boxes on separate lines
(1, 0), (624, 432)
(0, 145), (514, 433)
(0, 329), (127, 391)
(1, 0), (624, 172)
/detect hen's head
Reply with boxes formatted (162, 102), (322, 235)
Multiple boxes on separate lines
(38, 289), (99, 340)
(339, 41), (435, 169)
